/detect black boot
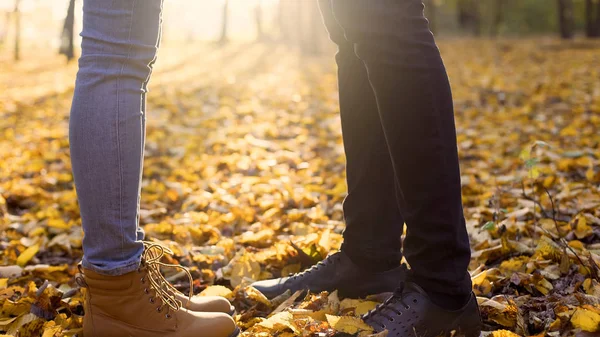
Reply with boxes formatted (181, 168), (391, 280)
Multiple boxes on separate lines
(362, 282), (482, 337)
(251, 251), (406, 299)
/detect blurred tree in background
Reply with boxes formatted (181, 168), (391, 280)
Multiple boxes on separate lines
(558, 0), (576, 39)
(272, 0), (600, 51)
(584, 0), (600, 37)
(255, 1), (265, 42)
(59, 0), (75, 62)
(0, 12), (9, 47)
(426, 0), (600, 39)
(3, 0), (600, 63)
(219, 0), (229, 44)
(13, 0), (20, 61)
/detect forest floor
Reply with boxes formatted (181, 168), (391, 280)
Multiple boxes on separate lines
(1, 39), (600, 337)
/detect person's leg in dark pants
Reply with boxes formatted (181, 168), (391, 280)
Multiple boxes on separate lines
(320, 0), (404, 272)
(327, 0), (481, 335)
(251, 0), (407, 299)
(331, 0), (471, 301)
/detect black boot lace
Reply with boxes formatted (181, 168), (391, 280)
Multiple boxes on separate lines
(363, 282), (415, 329)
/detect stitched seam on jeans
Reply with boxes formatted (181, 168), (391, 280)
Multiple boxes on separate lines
(116, 0), (138, 264)
(136, 0), (163, 238)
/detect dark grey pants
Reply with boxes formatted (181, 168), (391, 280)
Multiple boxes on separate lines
(319, 0), (472, 296)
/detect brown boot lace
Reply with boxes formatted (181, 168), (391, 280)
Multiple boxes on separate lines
(139, 241), (194, 319)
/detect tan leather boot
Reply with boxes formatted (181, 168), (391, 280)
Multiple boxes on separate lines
(78, 252), (238, 337)
(142, 242), (235, 315)
(176, 292), (234, 315)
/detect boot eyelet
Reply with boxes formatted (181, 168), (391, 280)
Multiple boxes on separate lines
(157, 306), (163, 313)
(149, 297), (155, 304)
(413, 299), (417, 304)
(165, 313), (172, 319)
(405, 305), (410, 310)
(144, 288), (150, 294)
(141, 277), (145, 284)
(75, 276), (87, 288)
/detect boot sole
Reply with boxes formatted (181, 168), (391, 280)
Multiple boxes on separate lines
(87, 313), (241, 337)
(278, 288), (374, 301)
(87, 314), (172, 337)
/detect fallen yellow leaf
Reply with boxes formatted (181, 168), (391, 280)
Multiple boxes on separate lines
(326, 314), (373, 334)
(199, 285), (233, 300)
(571, 307), (600, 332)
(16, 244), (40, 267)
(492, 330), (522, 337)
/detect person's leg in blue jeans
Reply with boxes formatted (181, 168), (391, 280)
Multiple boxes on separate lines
(70, 1), (237, 336)
(70, 0), (160, 277)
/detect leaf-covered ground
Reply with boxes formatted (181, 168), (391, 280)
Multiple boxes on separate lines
(1, 39), (600, 337)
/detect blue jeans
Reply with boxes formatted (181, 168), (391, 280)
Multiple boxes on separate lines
(70, 0), (163, 275)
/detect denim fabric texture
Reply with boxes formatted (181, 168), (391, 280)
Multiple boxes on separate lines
(70, 0), (164, 275)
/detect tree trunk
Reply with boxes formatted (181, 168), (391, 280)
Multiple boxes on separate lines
(255, 1), (264, 41)
(457, 0), (468, 30)
(0, 12), (10, 46)
(584, 0), (600, 38)
(59, 0), (76, 61)
(457, 0), (480, 36)
(278, 0), (287, 41)
(558, 0), (575, 39)
(585, 0), (595, 37)
(424, 0), (436, 34)
(14, 0), (20, 61)
(471, 1), (481, 36)
(218, 0), (229, 44)
(490, 0), (506, 37)
(295, 0), (303, 49)
(590, 0), (600, 37)
(13, 0), (20, 60)
(597, 0), (600, 37)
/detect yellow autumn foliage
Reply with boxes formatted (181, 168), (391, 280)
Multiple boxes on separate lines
(571, 307), (600, 332)
(1, 38), (600, 337)
(326, 315), (373, 335)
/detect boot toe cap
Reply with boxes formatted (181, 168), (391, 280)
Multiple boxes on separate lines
(251, 277), (290, 299)
(188, 296), (234, 315)
(182, 311), (238, 337)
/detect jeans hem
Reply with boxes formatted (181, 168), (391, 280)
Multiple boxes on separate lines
(81, 256), (141, 276)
